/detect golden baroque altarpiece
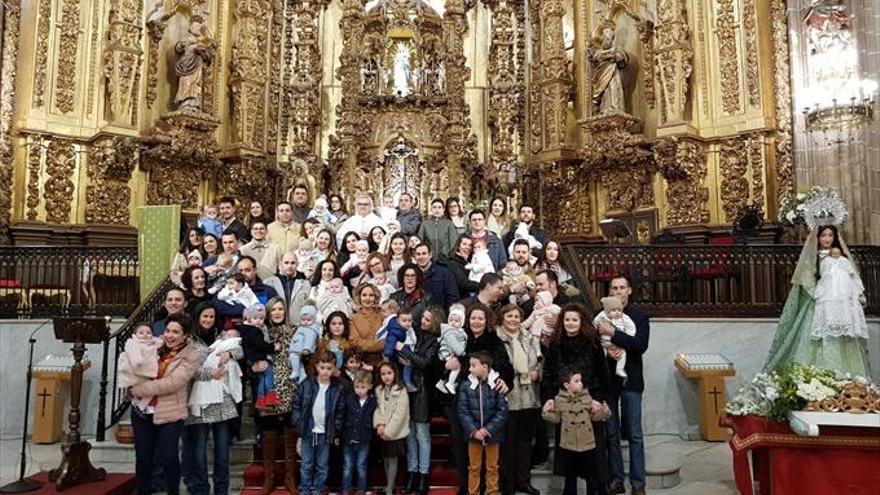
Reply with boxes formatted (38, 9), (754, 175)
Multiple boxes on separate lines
(0, 0), (799, 243)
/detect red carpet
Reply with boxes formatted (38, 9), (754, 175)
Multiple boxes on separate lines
(240, 416), (459, 494)
(241, 489), (460, 495)
(16, 472), (134, 495)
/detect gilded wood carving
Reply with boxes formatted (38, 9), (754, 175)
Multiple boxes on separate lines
(54, 0), (82, 114)
(0, 0), (21, 242)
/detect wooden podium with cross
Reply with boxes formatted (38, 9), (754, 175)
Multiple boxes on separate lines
(674, 353), (736, 441)
(31, 355), (91, 444)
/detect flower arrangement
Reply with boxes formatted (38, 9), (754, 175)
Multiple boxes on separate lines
(777, 186), (848, 227)
(726, 364), (877, 420)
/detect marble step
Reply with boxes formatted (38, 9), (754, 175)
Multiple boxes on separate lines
(532, 439), (681, 491)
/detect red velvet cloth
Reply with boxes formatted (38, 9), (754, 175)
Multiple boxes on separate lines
(725, 415), (880, 495)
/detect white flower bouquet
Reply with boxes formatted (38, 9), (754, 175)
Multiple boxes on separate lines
(726, 364), (874, 420)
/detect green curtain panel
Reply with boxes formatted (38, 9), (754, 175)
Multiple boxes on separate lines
(138, 205), (181, 298)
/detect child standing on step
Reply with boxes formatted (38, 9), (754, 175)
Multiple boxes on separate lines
(342, 371), (378, 495)
(542, 366), (610, 495)
(458, 351), (508, 495)
(292, 351), (344, 495)
(374, 361), (411, 495)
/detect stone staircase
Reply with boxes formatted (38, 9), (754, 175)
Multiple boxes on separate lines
(239, 416), (458, 494)
(91, 417), (683, 493)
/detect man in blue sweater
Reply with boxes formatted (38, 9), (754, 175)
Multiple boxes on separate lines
(598, 275), (650, 495)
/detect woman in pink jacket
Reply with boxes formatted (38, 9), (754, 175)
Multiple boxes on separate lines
(129, 312), (202, 495)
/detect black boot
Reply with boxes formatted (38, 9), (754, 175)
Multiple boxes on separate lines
(404, 472), (419, 493)
(418, 472), (430, 495)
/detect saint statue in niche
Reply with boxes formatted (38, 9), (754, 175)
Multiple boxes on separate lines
(392, 41), (412, 97)
(174, 15), (216, 112)
(588, 22), (628, 114)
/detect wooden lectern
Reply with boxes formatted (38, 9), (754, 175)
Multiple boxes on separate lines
(48, 318), (108, 491)
(674, 353), (736, 441)
(31, 355), (90, 444)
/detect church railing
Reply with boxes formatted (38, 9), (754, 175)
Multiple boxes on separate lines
(560, 243), (880, 318)
(96, 276), (174, 441)
(0, 246), (139, 318)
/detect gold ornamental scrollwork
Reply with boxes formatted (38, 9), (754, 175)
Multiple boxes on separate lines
(217, 157), (277, 210)
(104, 0), (145, 126)
(44, 139), (78, 224)
(540, 160), (592, 237)
(715, 0), (741, 115)
(54, 0), (82, 114)
(637, 21), (655, 109)
(654, 136), (709, 226)
(32, 0), (52, 108)
(25, 137), (43, 221)
(0, 0), (21, 242)
(654, 0), (692, 123)
(770, 0), (794, 199)
(581, 112), (654, 213)
(719, 137), (750, 222)
(229, 0), (270, 151)
(485, 0), (525, 193)
(141, 110), (220, 209)
(86, 136), (138, 225)
(742, 0), (760, 108)
(145, 20), (168, 109)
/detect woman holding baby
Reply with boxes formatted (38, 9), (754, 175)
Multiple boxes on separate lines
(129, 312), (201, 495)
(182, 302), (242, 495)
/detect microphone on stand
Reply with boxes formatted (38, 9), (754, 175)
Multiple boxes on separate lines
(0, 320), (51, 493)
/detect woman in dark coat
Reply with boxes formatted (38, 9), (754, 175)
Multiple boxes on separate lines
(446, 236), (480, 296)
(398, 306), (442, 495)
(390, 263), (431, 318)
(541, 303), (612, 495)
(443, 303), (514, 495)
(182, 266), (211, 314)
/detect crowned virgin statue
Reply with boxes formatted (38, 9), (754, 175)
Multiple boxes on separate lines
(764, 190), (870, 377)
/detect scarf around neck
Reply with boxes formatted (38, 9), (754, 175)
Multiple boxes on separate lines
(500, 326), (530, 380)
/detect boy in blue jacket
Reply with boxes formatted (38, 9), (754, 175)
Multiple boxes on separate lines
(457, 351), (508, 495)
(292, 351), (344, 495)
(341, 371), (378, 495)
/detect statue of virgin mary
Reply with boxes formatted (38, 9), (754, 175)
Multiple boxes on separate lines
(392, 42), (412, 97)
(764, 191), (870, 377)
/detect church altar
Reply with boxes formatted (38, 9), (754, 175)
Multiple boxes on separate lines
(724, 414), (880, 495)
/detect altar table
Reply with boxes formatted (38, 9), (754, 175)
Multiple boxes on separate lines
(724, 414), (880, 495)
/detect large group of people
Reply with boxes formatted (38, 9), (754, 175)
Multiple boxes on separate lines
(126, 188), (651, 495)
